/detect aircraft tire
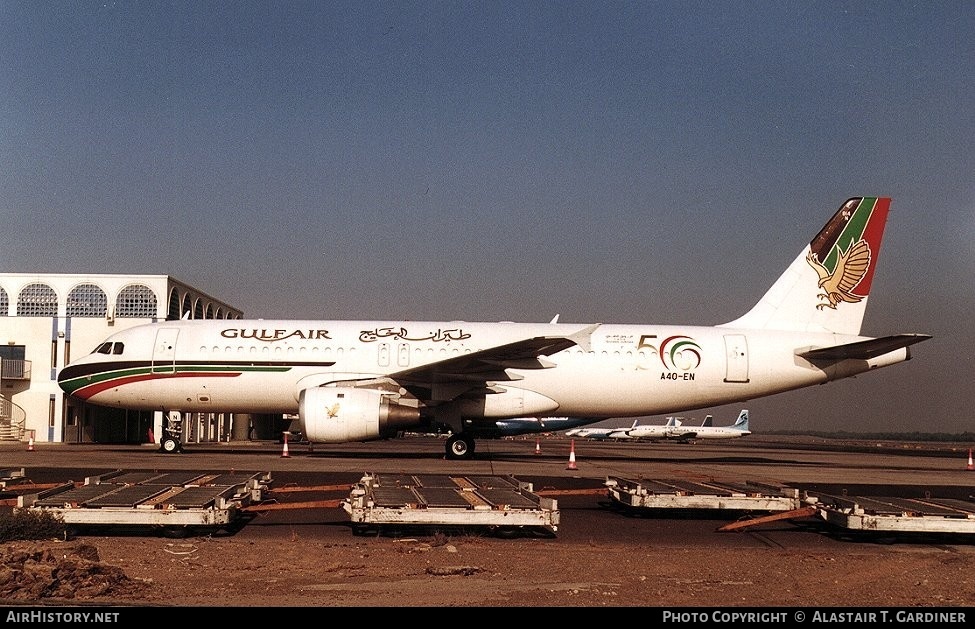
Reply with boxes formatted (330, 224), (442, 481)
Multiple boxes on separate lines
(160, 437), (181, 454)
(445, 434), (475, 460)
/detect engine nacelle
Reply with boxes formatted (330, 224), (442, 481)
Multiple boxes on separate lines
(298, 387), (421, 442)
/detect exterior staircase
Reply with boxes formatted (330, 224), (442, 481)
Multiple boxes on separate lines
(0, 396), (26, 441)
(0, 358), (31, 441)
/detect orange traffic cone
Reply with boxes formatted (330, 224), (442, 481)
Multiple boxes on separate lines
(27, 436), (34, 452)
(566, 439), (577, 470)
(967, 448), (973, 471)
(281, 432), (290, 458)
(535, 439), (541, 455)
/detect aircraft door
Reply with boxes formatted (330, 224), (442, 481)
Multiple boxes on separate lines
(723, 335), (749, 383)
(152, 328), (179, 375)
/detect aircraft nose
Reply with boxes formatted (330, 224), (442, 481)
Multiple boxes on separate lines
(57, 366), (70, 386)
(55, 360), (88, 396)
(56, 366), (71, 393)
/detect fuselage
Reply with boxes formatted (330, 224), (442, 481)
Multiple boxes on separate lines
(57, 318), (907, 420)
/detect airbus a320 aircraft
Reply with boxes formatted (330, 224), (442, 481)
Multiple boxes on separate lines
(57, 197), (931, 459)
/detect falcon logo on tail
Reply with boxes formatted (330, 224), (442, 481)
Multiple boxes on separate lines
(805, 239), (871, 310)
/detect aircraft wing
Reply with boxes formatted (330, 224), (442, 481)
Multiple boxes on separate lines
(388, 324), (600, 401)
(798, 333), (932, 361)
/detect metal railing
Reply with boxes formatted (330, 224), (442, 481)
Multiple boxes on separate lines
(0, 359), (31, 381)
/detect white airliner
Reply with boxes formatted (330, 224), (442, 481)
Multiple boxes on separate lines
(620, 409), (751, 442)
(57, 197), (931, 459)
(597, 415), (691, 441)
(565, 419), (640, 440)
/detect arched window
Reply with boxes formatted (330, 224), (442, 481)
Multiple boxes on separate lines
(17, 283), (58, 317)
(66, 283), (108, 317)
(181, 294), (191, 320)
(115, 284), (158, 318)
(0, 287), (8, 316)
(167, 289), (181, 320)
(194, 298), (204, 320)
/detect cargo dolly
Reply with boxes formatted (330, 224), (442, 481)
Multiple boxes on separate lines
(0, 467), (26, 489)
(605, 476), (975, 539)
(17, 470), (271, 537)
(807, 492), (975, 536)
(604, 476), (802, 512)
(343, 473), (559, 536)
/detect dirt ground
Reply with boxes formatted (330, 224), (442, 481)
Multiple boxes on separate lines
(3, 530), (974, 608)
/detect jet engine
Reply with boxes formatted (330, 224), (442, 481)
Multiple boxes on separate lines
(297, 387), (421, 442)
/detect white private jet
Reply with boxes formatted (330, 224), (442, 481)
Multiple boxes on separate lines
(58, 197), (931, 459)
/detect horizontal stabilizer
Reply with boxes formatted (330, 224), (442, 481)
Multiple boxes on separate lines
(798, 334), (932, 361)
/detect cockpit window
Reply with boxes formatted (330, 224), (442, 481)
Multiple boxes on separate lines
(112, 343), (124, 355)
(93, 342), (124, 355)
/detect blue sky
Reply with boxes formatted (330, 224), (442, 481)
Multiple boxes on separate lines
(2, 1), (973, 434)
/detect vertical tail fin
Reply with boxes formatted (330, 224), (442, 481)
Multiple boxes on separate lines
(720, 197), (891, 335)
(733, 409), (749, 431)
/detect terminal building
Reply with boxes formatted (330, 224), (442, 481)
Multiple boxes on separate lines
(0, 273), (280, 447)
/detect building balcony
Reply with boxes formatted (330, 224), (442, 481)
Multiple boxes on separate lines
(0, 359), (31, 381)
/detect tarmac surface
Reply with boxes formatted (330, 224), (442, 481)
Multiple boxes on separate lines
(3, 433), (975, 546)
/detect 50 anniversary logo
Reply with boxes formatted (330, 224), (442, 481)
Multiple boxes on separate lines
(638, 334), (702, 373)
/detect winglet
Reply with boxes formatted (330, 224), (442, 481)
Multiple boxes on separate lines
(568, 323), (600, 353)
